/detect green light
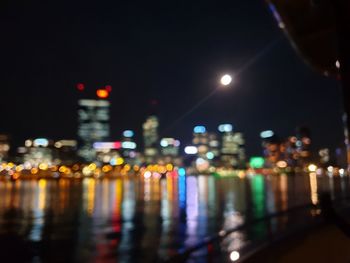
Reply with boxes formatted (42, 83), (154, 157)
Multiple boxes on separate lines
(249, 157), (265, 169)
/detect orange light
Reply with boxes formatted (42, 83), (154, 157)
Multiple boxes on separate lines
(96, 89), (109, 99)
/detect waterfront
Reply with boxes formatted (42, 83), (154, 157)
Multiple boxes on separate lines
(0, 173), (349, 262)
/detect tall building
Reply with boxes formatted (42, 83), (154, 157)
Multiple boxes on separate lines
(192, 125), (209, 157)
(77, 97), (110, 161)
(143, 116), (159, 163)
(192, 125), (211, 172)
(219, 124), (245, 168)
(23, 138), (53, 166)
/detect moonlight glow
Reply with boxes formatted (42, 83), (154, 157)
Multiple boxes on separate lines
(220, 74), (233, 86)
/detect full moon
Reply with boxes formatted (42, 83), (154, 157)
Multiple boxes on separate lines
(220, 74), (233, 86)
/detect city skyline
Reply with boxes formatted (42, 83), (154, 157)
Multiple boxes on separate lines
(0, 0), (345, 156)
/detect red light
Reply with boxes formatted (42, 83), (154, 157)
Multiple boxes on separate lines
(77, 83), (85, 91)
(113, 141), (121, 149)
(105, 85), (112, 92)
(96, 89), (109, 99)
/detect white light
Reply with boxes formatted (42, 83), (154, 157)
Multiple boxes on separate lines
(78, 99), (110, 107)
(260, 130), (274, 139)
(336, 60), (340, 69)
(54, 142), (63, 148)
(308, 164), (317, 172)
(220, 74), (233, 86)
(144, 171), (152, 179)
(25, 140), (32, 147)
(122, 141), (137, 149)
(196, 157), (206, 165)
(218, 124), (233, 132)
(160, 138), (176, 147)
(93, 142), (114, 150)
(184, 146), (198, 155)
(276, 160), (287, 168)
(33, 138), (49, 147)
(160, 139), (168, 147)
(230, 251), (240, 261)
(327, 166), (334, 173)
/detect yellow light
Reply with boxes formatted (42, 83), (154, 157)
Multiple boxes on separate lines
(7, 162), (15, 168)
(166, 163), (173, 171)
(82, 166), (91, 176)
(39, 163), (48, 170)
(31, 168), (38, 175)
(308, 164), (317, 172)
(116, 157), (124, 166)
(88, 163), (97, 171)
(59, 166), (67, 173)
(158, 165), (166, 174)
(124, 164), (131, 171)
(133, 165), (140, 172)
(72, 164), (80, 171)
(15, 165), (24, 172)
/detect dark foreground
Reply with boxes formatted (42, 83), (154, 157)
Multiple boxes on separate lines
(0, 173), (349, 262)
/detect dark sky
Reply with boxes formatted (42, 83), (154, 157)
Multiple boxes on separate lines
(0, 0), (345, 157)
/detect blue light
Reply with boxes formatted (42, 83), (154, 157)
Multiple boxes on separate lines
(194, 125), (206, 134)
(260, 130), (274, 139)
(178, 167), (186, 177)
(123, 130), (134, 138)
(206, 152), (215, 160)
(178, 173), (186, 209)
(33, 138), (49, 147)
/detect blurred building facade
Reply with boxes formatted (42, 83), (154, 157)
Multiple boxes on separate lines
(143, 115), (159, 163)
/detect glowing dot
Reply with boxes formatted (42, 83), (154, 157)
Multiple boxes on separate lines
(166, 163), (173, 171)
(220, 74), (233, 86)
(206, 152), (215, 160)
(77, 83), (85, 91)
(335, 60), (340, 69)
(178, 167), (186, 177)
(230, 251), (240, 261)
(144, 171), (152, 179)
(105, 85), (112, 92)
(96, 89), (109, 99)
(308, 164), (317, 172)
(276, 161), (287, 168)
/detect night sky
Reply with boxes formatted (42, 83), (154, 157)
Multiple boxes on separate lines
(0, 0), (345, 157)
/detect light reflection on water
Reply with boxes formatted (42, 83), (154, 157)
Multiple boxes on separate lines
(0, 173), (349, 262)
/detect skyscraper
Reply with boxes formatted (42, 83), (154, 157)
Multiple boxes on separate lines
(219, 124), (245, 168)
(77, 96), (110, 161)
(143, 115), (159, 163)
